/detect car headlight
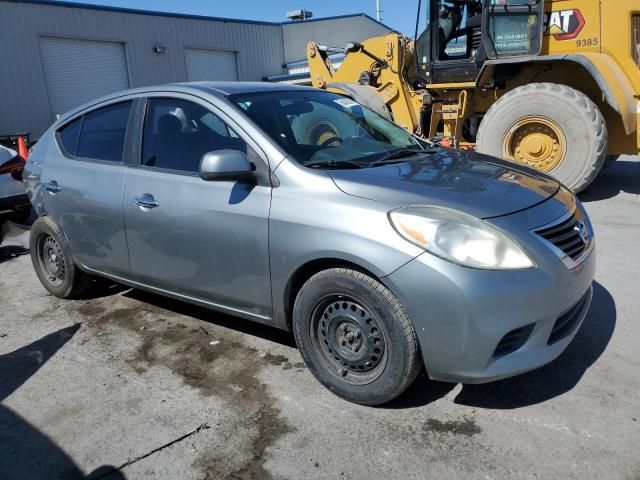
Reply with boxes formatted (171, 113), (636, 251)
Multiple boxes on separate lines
(389, 206), (534, 270)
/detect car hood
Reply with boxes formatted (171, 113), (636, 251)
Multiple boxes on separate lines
(328, 149), (560, 219)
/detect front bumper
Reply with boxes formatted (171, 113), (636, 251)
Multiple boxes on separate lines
(384, 197), (596, 384)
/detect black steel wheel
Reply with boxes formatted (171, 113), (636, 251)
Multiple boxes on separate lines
(311, 296), (387, 386)
(293, 268), (422, 406)
(30, 216), (93, 299)
(37, 234), (66, 287)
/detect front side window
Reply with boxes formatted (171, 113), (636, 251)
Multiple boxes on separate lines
(231, 91), (423, 168)
(77, 101), (132, 162)
(142, 98), (246, 173)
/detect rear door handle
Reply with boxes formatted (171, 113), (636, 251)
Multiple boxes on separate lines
(41, 181), (62, 194)
(133, 194), (159, 209)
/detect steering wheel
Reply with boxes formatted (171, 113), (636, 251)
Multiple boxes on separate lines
(319, 136), (343, 148)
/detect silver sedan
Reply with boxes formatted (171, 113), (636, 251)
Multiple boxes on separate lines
(24, 82), (595, 405)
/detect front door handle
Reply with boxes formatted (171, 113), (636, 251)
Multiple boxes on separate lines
(133, 194), (159, 209)
(41, 181), (62, 194)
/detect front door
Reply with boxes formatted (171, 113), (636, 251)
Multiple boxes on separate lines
(123, 95), (272, 318)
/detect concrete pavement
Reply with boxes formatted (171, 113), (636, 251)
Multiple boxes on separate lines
(1, 157), (639, 479)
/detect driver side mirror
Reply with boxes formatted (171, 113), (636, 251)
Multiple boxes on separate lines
(199, 149), (255, 181)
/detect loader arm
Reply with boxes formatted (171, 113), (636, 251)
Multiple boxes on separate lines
(307, 34), (425, 135)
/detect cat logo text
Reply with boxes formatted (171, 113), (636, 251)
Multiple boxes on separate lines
(544, 9), (586, 41)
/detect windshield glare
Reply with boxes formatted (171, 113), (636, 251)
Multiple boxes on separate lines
(229, 91), (423, 168)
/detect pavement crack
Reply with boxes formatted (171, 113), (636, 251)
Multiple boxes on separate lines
(94, 422), (210, 478)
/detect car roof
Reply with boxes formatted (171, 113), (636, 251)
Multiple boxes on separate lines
(55, 81), (318, 125)
(175, 81), (313, 97)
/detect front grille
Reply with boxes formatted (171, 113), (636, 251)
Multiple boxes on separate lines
(548, 290), (591, 345)
(633, 15), (640, 68)
(494, 324), (534, 358)
(535, 209), (591, 262)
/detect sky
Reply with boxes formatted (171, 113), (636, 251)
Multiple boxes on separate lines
(53, 0), (421, 35)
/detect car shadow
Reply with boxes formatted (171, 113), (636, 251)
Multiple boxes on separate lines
(83, 279), (614, 411)
(78, 279), (131, 301)
(0, 245), (29, 264)
(579, 159), (640, 202)
(123, 289), (296, 348)
(0, 324), (126, 479)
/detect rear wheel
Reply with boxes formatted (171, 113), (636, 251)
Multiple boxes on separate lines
(476, 83), (608, 193)
(30, 216), (93, 299)
(292, 268), (422, 405)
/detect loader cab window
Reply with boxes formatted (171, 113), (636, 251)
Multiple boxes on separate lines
(415, 0), (483, 67)
(483, 0), (545, 58)
(437, 1), (482, 60)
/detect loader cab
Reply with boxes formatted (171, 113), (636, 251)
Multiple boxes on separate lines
(415, 0), (545, 84)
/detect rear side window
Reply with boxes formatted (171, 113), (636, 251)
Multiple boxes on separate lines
(77, 101), (132, 162)
(57, 117), (82, 156)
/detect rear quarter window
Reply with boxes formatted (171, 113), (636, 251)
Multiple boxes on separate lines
(57, 117), (82, 156)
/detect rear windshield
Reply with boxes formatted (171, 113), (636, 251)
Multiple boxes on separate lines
(229, 90), (423, 168)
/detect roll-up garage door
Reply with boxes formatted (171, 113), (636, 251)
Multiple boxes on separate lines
(185, 48), (239, 82)
(40, 37), (130, 118)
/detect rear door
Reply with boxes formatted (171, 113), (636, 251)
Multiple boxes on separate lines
(41, 99), (135, 276)
(123, 94), (272, 318)
(482, 0), (545, 58)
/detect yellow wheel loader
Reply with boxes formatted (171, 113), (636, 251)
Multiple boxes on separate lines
(307, 0), (640, 192)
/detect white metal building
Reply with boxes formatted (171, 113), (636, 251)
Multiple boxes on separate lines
(0, 0), (390, 137)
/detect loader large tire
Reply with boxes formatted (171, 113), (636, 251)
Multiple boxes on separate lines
(476, 83), (608, 193)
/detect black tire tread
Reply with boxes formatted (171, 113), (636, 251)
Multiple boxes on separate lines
(293, 268), (422, 405)
(476, 82), (608, 193)
(30, 216), (93, 299)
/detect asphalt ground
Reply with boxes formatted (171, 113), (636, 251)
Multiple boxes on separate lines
(1, 156), (639, 479)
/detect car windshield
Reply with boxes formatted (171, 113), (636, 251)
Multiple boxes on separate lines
(229, 90), (427, 169)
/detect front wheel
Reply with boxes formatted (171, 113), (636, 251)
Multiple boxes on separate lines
(292, 268), (422, 405)
(476, 83), (608, 193)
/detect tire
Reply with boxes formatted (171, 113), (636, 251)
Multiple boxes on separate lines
(292, 268), (422, 406)
(30, 216), (93, 299)
(476, 83), (608, 193)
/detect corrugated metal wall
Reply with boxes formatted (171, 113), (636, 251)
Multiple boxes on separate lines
(0, 1), (285, 137)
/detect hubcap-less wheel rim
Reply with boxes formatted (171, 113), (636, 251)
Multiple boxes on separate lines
(310, 296), (387, 386)
(502, 116), (566, 172)
(38, 234), (66, 287)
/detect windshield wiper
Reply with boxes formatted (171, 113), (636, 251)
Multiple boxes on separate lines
(368, 148), (436, 168)
(306, 159), (366, 170)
